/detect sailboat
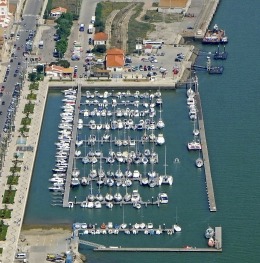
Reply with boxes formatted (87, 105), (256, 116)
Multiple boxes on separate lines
(87, 180), (95, 202)
(196, 150), (204, 168)
(156, 104), (165, 129)
(193, 119), (200, 136)
(159, 146), (173, 185)
(174, 207), (182, 232)
(120, 205), (127, 229)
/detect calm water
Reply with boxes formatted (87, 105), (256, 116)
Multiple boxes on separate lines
(24, 1), (260, 262)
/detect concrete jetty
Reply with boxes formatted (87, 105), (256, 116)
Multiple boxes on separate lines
(195, 92), (217, 212)
(63, 84), (81, 207)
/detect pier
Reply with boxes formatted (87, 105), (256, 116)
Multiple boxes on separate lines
(76, 226), (222, 253)
(195, 92), (217, 212)
(63, 84), (81, 207)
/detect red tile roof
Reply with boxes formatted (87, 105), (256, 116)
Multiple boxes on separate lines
(94, 32), (108, 41)
(106, 48), (124, 68)
(51, 7), (67, 14)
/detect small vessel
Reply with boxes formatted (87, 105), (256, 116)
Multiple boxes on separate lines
(81, 177), (88, 186)
(71, 178), (80, 187)
(156, 134), (165, 145)
(205, 226), (214, 238)
(131, 190), (140, 203)
(114, 192), (123, 202)
(202, 24), (228, 44)
(158, 193), (168, 204)
(187, 140), (201, 150)
(174, 207), (182, 232)
(196, 157), (204, 168)
(208, 237), (215, 247)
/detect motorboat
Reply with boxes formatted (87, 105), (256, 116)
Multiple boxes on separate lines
(94, 201), (102, 209)
(208, 237), (215, 247)
(205, 226), (214, 239)
(72, 169), (80, 177)
(174, 224), (182, 232)
(75, 150), (81, 157)
(157, 119), (165, 129)
(49, 177), (64, 183)
(71, 178), (80, 187)
(76, 140), (83, 147)
(68, 201), (74, 208)
(106, 202), (113, 209)
(187, 140), (202, 150)
(158, 193), (168, 204)
(133, 203), (141, 209)
(48, 185), (64, 192)
(141, 177), (149, 186)
(147, 223), (153, 229)
(156, 134), (165, 145)
(131, 190), (140, 203)
(196, 157), (204, 168)
(132, 170), (141, 180)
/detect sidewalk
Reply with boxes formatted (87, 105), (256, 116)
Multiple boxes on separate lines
(0, 77), (49, 263)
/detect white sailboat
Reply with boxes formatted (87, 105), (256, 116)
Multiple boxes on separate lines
(157, 105), (165, 129)
(196, 150), (204, 168)
(174, 207), (182, 232)
(159, 146), (173, 185)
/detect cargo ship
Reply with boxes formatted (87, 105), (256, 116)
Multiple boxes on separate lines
(202, 24), (228, 44)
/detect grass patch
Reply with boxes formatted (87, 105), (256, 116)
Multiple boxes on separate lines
(143, 10), (183, 23)
(95, 1), (129, 32)
(0, 208), (12, 219)
(128, 3), (155, 53)
(19, 126), (30, 134)
(2, 189), (17, 204)
(21, 117), (31, 126)
(10, 167), (21, 173)
(0, 247), (2, 254)
(0, 224), (8, 241)
(7, 175), (19, 185)
(29, 82), (39, 90)
(24, 103), (35, 114)
(27, 93), (37, 100)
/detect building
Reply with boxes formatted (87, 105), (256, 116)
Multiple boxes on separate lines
(144, 44), (153, 54)
(0, 0), (12, 28)
(105, 48), (125, 71)
(93, 32), (108, 46)
(50, 6), (67, 17)
(158, 0), (191, 14)
(45, 65), (73, 78)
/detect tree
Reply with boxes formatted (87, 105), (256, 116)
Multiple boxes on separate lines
(93, 45), (106, 54)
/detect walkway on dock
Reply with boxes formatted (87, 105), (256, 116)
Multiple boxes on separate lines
(196, 92), (217, 212)
(94, 247), (221, 252)
(63, 84), (82, 207)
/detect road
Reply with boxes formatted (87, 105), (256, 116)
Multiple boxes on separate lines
(0, 0), (43, 141)
(68, 0), (100, 76)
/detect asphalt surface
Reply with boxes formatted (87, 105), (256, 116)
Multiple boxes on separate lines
(0, 0), (42, 141)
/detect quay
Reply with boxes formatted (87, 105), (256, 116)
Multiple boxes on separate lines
(63, 84), (82, 207)
(195, 92), (217, 212)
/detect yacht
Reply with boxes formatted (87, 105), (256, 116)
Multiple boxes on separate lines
(174, 224), (182, 232)
(157, 119), (165, 129)
(114, 193), (123, 202)
(48, 185), (64, 192)
(81, 177), (88, 186)
(132, 170), (141, 180)
(131, 190), (140, 203)
(205, 226), (214, 239)
(76, 140), (83, 147)
(141, 177), (149, 186)
(159, 175), (173, 185)
(96, 193), (104, 202)
(105, 193), (113, 202)
(158, 193), (168, 204)
(187, 141), (202, 150)
(71, 178), (80, 187)
(156, 134), (165, 145)
(196, 157), (204, 168)
(94, 201), (102, 209)
(75, 150), (81, 157)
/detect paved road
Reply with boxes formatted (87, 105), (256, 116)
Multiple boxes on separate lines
(0, 0), (43, 141)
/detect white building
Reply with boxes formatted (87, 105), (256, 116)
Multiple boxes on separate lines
(0, 0), (12, 28)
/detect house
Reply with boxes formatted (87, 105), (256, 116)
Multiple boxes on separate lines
(144, 44), (153, 55)
(93, 32), (108, 46)
(105, 48), (125, 71)
(158, 0), (191, 14)
(45, 65), (73, 78)
(0, 0), (12, 28)
(50, 7), (67, 17)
